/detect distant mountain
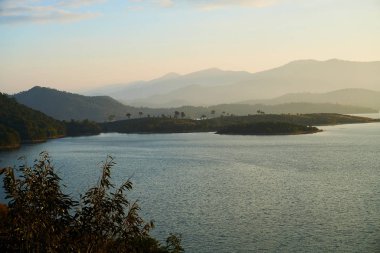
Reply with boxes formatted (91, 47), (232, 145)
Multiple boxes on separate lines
(84, 68), (253, 103)
(0, 92), (65, 149)
(242, 89), (380, 110)
(93, 59), (380, 107)
(14, 86), (138, 122)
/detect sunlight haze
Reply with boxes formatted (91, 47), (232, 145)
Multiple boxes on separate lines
(1, 2), (380, 252)
(0, 0), (379, 94)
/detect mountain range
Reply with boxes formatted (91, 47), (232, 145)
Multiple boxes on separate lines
(13, 87), (378, 122)
(243, 89), (380, 109)
(85, 59), (380, 107)
(85, 68), (253, 103)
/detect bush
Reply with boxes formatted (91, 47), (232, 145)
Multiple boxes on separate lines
(0, 152), (183, 253)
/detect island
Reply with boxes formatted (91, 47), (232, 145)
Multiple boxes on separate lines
(102, 113), (376, 134)
(216, 122), (321, 135)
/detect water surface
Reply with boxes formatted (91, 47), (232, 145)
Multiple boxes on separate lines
(0, 123), (379, 252)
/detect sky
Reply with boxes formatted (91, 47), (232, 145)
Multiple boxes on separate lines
(0, 0), (379, 94)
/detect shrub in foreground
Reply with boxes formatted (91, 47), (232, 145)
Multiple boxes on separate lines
(0, 152), (183, 253)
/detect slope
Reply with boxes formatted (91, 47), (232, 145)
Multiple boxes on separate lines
(14, 86), (137, 122)
(0, 93), (65, 149)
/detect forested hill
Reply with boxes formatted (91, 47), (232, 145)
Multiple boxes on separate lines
(14, 86), (135, 122)
(0, 93), (65, 149)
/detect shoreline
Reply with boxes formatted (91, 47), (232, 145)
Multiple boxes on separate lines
(216, 129), (323, 136)
(2, 115), (378, 152)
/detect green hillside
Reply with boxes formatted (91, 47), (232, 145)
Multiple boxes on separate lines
(0, 93), (65, 149)
(14, 86), (136, 122)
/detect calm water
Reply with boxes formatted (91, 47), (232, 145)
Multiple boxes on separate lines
(0, 123), (379, 252)
(350, 112), (380, 119)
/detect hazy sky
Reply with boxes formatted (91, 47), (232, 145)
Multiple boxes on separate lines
(0, 0), (379, 94)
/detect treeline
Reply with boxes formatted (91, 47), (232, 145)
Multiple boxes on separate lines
(103, 113), (376, 134)
(206, 113), (376, 128)
(64, 119), (102, 136)
(0, 93), (101, 150)
(0, 152), (183, 252)
(217, 122), (320, 135)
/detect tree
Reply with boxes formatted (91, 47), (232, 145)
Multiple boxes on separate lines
(180, 112), (186, 119)
(126, 113), (131, 119)
(139, 112), (143, 118)
(174, 111), (180, 119)
(257, 110), (265, 115)
(0, 152), (76, 252)
(0, 152), (183, 253)
(210, 110), (216, 116)
(165, 234), (184, 253)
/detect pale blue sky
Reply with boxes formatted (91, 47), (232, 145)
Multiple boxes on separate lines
(1, 0), (379, 94)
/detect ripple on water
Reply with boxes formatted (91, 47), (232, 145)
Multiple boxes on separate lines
(0, 123), (379, 252)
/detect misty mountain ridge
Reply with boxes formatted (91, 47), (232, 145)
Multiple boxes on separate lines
(85, 68), (253, 102)
(12, 86), (377, 123)
(243, 88), (380, 110)
(84, 59), (380, 107)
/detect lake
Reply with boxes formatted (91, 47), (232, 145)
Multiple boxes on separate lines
(0, 122), (379, 252)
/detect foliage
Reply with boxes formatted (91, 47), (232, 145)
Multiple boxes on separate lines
(64, 119), (102, 137)
(0, 152), (183, 253)
(0, 124), (20, 149)
(0, 152), (75, 252)
(165, 234), (184, 253)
